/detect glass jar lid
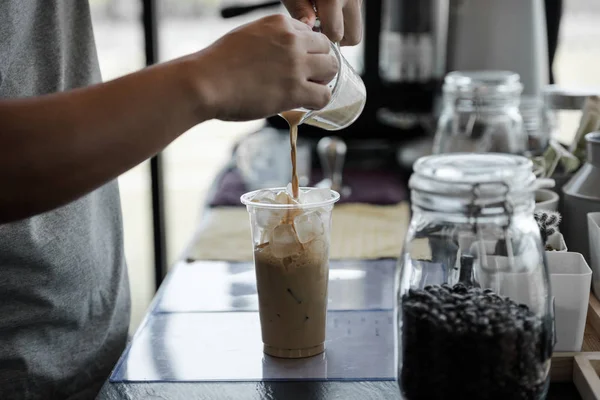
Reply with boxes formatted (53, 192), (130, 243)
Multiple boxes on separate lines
(443, 71), (523, 97)
(410, 153), (536, 212)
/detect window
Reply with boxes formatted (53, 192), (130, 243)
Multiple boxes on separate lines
(553, 0), (600, 143)
(90, 0), (154, 333)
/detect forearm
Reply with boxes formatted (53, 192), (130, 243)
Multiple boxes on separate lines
(0, 56), (208, 223)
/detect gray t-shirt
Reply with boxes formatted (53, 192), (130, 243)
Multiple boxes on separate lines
(0, 2), (131, 399)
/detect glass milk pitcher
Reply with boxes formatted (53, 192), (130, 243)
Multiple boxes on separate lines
(282, 43), (367, 131)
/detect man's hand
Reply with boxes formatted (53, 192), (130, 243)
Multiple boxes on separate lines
(281, 0), (362, 46)
(194, 14), (338, 121)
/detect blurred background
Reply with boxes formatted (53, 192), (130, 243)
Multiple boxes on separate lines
(88, 0), (600, 332)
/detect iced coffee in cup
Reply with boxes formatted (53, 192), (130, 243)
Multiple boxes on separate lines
(241, 185), (340, 358)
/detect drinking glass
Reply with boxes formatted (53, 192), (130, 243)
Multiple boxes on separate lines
(241, 187), (340, 358)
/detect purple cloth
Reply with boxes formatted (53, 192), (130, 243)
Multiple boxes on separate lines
(208, 168), (408, 207)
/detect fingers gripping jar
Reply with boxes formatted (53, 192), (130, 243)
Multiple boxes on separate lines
(396, 153), (553, 400)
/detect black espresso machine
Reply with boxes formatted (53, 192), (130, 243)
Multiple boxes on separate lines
(221, 0), (563, 173)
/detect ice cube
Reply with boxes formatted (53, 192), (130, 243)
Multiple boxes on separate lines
(275, 190), (290, 205)
(301, 188), (331, 204)
(251, 189), (277, 204)
(255, 208), (281, 231)
(286, 182), (306, 202)
(293, 212), (324, 244)
(270, 224), (302, 258)
(308, 238), (327, 258)
(258, 228), (272, 247)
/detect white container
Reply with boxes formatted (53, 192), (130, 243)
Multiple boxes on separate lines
(535, 189), (559, 211)
(546, 232), (567, 252)
(588, 212), (600, 299)
(547, 251), (592, 352)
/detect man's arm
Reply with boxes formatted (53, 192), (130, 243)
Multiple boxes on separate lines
(0, 58), (203, 222)
(0, 15), (336, 223)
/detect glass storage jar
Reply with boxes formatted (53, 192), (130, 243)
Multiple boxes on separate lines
(433, 71), (528, 155)
(396, 153), (553, 400)
(520, 96), (552, 156)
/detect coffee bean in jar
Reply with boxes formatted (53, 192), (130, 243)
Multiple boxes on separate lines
(401, 283), (550, 400)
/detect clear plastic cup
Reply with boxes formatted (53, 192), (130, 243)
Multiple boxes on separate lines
(283, 43), (367, 131)
(241, 187), (340, 358)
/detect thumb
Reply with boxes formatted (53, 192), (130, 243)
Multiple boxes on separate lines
(283, 0), (317, 27)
